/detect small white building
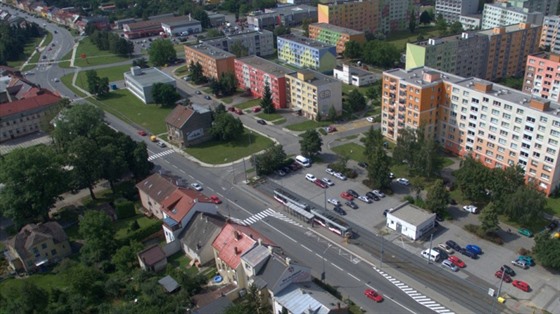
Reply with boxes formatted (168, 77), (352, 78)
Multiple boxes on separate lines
(161, 17), (201, 36)
(124, 66), (176, 103)
(333, 64), (377, 86)
(386, 203), (436, 241)
(459, 14), (481, 30)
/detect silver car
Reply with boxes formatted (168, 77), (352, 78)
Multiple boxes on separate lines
(334, 172), (347, 180)
(441, 259), (459, 272)
(511, 259), (529, 269)
(357, 195), (372, 203)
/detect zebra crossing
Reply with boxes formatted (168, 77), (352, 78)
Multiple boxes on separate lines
(373, 267), (455, 314)
(147, 149), (174, 161)
(242, 208), (303, 228)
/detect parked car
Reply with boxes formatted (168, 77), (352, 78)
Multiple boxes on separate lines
(191, 182), (203, 191)
(327, 198), (340, 206)
(347, 189), (359, 198)
(463, 205), (479, 214)
(326, 168), (335, 175)
(365, 192), (380, 201)
(210, 195), (222, 204)
(441, 259), (458, 272)
(203, 95), (211, 100)
(448, 255), (465, 268)
(321, 178), (334, 186)
(446, 240), (461, 252)
(157, 142), (166, 148)
(137, 130), (147, 136)
(334, 172), (347, 180)
(340, 192), (354, 201)
(314, 179), (328, 189)
(511, 259), (529, 269)
(432, 247), (448, 259)
(465, 244), (482, 255)
(396, 178), (410, 185)
(500, 265), (516, 276)
(494, 270), (512, 283)
(517, 255), (534, 266)
(235, 108), (244, 115)
(518, 228), (533, 237)
(305, 173), (316, 182)
(333, 205), (346, 216)
(358, 162), (369, 168)
(276, 169), (286, 177)
(389, 172), (395, 179)
(257, 119), (267, 125)
(460, 248), (478, 259)
(325, 126), (337, 133)
(512, 280), (530, 292)
(545, 220), (558, 232)
(372, 190), (385, 198)
(358, 195), (372, 203)
(364, 289), (383, 302)
(345, 201), (358, 209)
(195, 90), (201, 95)
(366, 117), (374, 123)
(252, 106), (261, 113)
(438, 243), (454, 254)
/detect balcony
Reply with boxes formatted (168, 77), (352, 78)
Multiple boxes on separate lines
(389, 107), (395, 113)
(398, 99), (405, 104)
(398, 105), (406, 112)
(389, 93), (396, 99)
(399, 91), (406, 97)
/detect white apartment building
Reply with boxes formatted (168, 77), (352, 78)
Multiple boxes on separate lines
(435, 0), (478, 23)
(508, 0), (559, 16)
(481, 3), (543, 30)
(541, 16), (560, 54)
(459, 14), (481, 30)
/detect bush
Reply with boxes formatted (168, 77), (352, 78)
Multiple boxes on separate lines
(115, 198), (135, 219)
(404, 195), (415, 204)
(129, 220), (140, 231)
(118, 221), (162, 246)
(464, 224), (504, 245)
(518, 247), (530, 255)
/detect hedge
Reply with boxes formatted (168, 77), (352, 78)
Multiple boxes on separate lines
(115, 198), (135, 219)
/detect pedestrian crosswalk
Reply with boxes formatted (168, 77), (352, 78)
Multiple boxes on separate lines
(242, 208), (304, 228)
(148, 149), (174, 161)
(373, 267), (455, 314)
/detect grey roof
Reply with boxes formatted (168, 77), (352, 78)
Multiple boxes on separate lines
(236, 56), (295, 77)
(124, 67), (175, 87)
(241, 244), (271, 267)
(485, 2), (531, 13)
(388, 204), (435, 225)
(275, 282), (344, 314)
(279, 33), (335, 49)
(185, 43), (235, 59)
(336, 64), (375, 78)
(179, 212), (225, 251)
(310, 22), (364, 35)
(477, 23), (540, 36)
(287, 70), (340, 87)
(193, 296), (232, 314)
(135, 173), (179, 204)
(255, 255), (289, 289)
(249, 5), (316, 16)
(158, 275), (180, 293)
(162, 18), (200, 28)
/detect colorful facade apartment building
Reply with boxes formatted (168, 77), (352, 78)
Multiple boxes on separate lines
(523, 53), (560, 103)
(184, 43), (235, 80)
(277, 34), (336, 73)
(308, 23), (365, 55)
(317, 0), (380, 34)
(406, 23), (542, 81)
(285, 70), (342, 120)
(540, 16), (560, 54)
(234, 56), (294, 109)
(382, 66), (560, 195)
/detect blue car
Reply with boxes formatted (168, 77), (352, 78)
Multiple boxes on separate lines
(466, 244), (482, 255)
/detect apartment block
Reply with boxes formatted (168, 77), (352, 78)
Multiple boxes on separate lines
(523, 53), (560, 102)
(247, 5), (317, 30)
(201, 28), (275, 57)
(277, 34), (336, 73)
(435, 0), (478, 23)
(508, 0), (558, 16)
(481, 3), (543, 30)
(317, 0), (380, 34)
(459, 14), (481, 30)
(379, 0), (413, 33)
(285, 70), (342, 120)
(234, 56), (294, 109)
(540, 16), (560, 54)
(406, 23), (542, 81)
(382, 66), (560, 195)
(308, 23), (366, 55)
(184, 43), (235, 80)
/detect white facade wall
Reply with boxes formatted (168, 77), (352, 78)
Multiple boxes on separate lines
(481, 4), (543, 30)
(435, 0), (478, 23)
(333, 65), (377, 86)
(459, 15), (481, 30)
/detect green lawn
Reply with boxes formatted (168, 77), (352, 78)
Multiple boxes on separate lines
(385, 26), (440, 50)
(186, 131), (274, 164)
(221, 96), (234, 104)
(256, 112), (283, 122)
(114, 215), (161, 240)
(58, 48), (73, 68)
(73, 38), (132, 67)
(547, 197), (560, 216)
(74, 64), (133, 90)
(0, 273), (70, 292)
(341, 84), (370, 96)
(61, 72), (87, 98)
(272, 118), (287, 125)
(7, 35), (46, 69)
(285, 120), (331, 132)
(236, 98), (261, 110)
(331, 143), (366, 162)
(21, 33), (53, 71)
(175, 65), (188, 76)
(442, 157), (456, 168)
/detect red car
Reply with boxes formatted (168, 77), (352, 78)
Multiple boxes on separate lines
(137, 130), (147, 136)
(227, 107), (236, 112)
(494, 271), (512, 283)
(364, 289), (383, 302)
(252, 106), (261, 113)
(448, 256), (466, 268)
(314, 179), (328, 189)
(210, 195), (222, 204)
(235, 108), (244, 115)
(512, 280), (530, 292)
(340, 192), (354, 201)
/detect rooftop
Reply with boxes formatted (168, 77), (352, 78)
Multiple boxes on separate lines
(485, 2), (530, 13)
(135, 173), (180, 204)
(235, 56), (294, 77)
(241, 244), (271, 267)
(137, 244), (166, 266)
(124, 67), (175, 87)
(310, 22), (364, 35)
(161, 188), (214, 222)
(249, 5), (316, 17)
(388, 203), (435, 224)
(278, 33), (335, 49)
(0, 89), (61, 118)
(125, 15), (190, 31)
(287, 70), (340, 87)
(185, 43), (235, 60)
(161, 17), (200, 28)
(165, 104), (211, 129)
(336, 64), (374, 77)
(275, 282), (345, 314)
(212, 223), (273, 269)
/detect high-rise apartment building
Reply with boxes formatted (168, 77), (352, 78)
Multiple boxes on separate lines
(406, 23), (542, 81)
(435, 0), (478, 23)
(522, 53), (560, 102)
(382, 66), (560, 195)
(481, 3), (543, 30)
(508, 0), (558, 16)
(317, 0), (380, 34)
(184, 43), (235, 79)
(201, 28), (275, 57)
(285, 70), (342, 120)
(379, 0), (413, 33)
(277, 34), (337, 73)
(308, 23), (366, 55)
(540, 16), (560, 54)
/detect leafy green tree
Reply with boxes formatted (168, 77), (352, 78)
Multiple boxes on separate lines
(392, 128), (417, 167)
(273, 24), (291, 37)
(260, 83), (275, 114)
(362, 127), (384, 159)
(189, 61), (207, 84)
(230, 40), (249, 57)
(0, 146), (67, 227)
(2, 281), (48, 314)
(436, 13), (448, 36)
(66, 263), (106, 303)
(299, 129), (322, 158)
(209, 77), (221, 95)
(367, 147), (392, 189)
(409, 10), (416, 33)
(454, 156), (493, 202)
(130, 141), (154, 180)
(419, 10), (433, 25)
(252, 144), (287, 175)
(192, 7), (211, 28)
(414, 137), (443, 178)
(533, 232), (560, 269)
(219, 72), (237, 96)
(361, 40), (400, 68)
(151, 83), (180, 107)
(111, 241), (143, 272)
(425, 180), (449, 215)
(302, 18), (311, 37)
(479, 202), (499, 232)
(489, 165), (525, 208)
(148, 38), (176, 66)
(132, 57), (149, 68)
(67, 136), (101, 199)
(98, 143), (128, 193)
(97, 76), (110, 97)
(346, 89), (367, 112)
(449, 21), (464, 35)
(343, 40), (362, 59)
(327, 106), (338, 121)
(365, 80), (381, 101)
(206, 28), (222, 38)
(85, 69), (101, 94)
(52, 104), (105, 149)
(503, 186), (547, 225)
(225, 285), (270, 314)
(79, 210), (117, 264)
(210, 112), (244, 141)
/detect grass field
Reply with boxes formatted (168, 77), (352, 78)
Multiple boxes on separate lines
(0, 272), (70, 292)
(74, 64), (133, 90)
(341, 84), (370, 96)
(385, 26), (440, 50)
(235, 98), (261, 109)
(7, 35), (47, 69)
(547, 197), (560, 216)
(331, 143), (366, 162)
(58, 48), (73, 68)
(60, 72), (87, 97)
(285, 120), (331, 132)
(73, 39), (132, 67)
(175, 65), (188, 76)
(114, 215), (161, 240)
(256, 112), (283, 122)
(186, 131), (274, 164)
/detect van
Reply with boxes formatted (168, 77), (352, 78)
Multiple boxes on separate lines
(295, 155), (311, 168)
(421, 249), (440, 262)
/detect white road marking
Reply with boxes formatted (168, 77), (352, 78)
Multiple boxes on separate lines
(301, 245), (312, 252)
(330, 263), (343, 271)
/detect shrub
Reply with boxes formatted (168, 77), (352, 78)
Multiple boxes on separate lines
(404, 195), (415, 204)
(129, 220), (140, 231)
(464, 224), (504, 245)
(115, 198), (135, 219)
(118, 221), (162, 246)
(518, 247), (530, 256)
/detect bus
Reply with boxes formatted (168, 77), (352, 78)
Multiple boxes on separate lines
(273, 188), (310, 211)
(310, 208), (353, 238)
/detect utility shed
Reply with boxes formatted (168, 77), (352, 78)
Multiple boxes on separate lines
(386, 203), (436, 240)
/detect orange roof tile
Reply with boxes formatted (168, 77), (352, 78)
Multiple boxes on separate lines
(0, 90), (61, 118)
(212, 223), (274, 269)
(161, 188), (212, 222)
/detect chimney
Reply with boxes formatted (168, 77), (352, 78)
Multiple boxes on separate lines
(234, 247), (239, 255)
(529, 98), (550, 112)
(258, 238), (262, 246)
(234, 230), (241, 240)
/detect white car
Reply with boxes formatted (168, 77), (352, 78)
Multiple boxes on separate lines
(334, 172), (347, 180)
(372, 190), (385, 198)
(53, 78), (59, 82)
(325, 168), (335, 175)
(322, 178), (334, 186)
(463, 205), (478, 214)
(357, 195), (372, 203)
(396, 178), (410, 185)
(389, 172), (395, 179)
(327, 198), (340, 206)
(191, 182), (203, 191)
(305, 173), (316, 182)
(366, 116), (374, 123)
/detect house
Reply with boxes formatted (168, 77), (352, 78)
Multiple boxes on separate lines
(136, 172), (183, 219)
(5, 222), (71, 273)
(274, 282), (348, 314)
(124, 66), (176, 104)
(333, 64), (377, 87)
(161, 17), (201, 36)
(179, 212), (226, 267)
(137, 244), (168, 272)
(165, 104), (213, 147)
(385, 202), (436, 240)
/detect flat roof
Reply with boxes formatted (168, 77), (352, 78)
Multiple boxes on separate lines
(125, 67), (175, 87)
(278, 33), (335, 49)
(185, 43), (235, 59)
(477, 23), (540, 36)
(287, 69), (339, 87)
(162, 18), (200, 28)
(310, 23), (363, 35)
(236, 56), (295, 77)
(249, 5), (316, 16)
(335, 64), (374, 77)
(388, 204), (435, 224)
(485, 2), (531, 13)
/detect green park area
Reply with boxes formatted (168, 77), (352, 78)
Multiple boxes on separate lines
(64, 38), (132, 68)
(286, 120), (330, 132)
(8, 33), (51, 70)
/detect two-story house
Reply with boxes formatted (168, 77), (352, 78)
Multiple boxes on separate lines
(165, 104), (214, 148)
(136, 173), (182, 219)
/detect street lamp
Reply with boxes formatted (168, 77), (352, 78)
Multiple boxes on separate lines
(321, 243), (332, 282)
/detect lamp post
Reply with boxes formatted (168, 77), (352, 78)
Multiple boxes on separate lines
(321, 243), (332, 282)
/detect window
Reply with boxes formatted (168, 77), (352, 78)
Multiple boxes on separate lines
(504, 104), (512, 110)
(501, 122), (510, 128)
(551, 130), (560, 138)
(527, 117), (536, 123)
(502, 113), (511, 120)
(41, 243), (47, 249)
(545, 156), (555, 163)
(515, 117), (522, 124)
(547, 147), (557, 155)
(492, 109), (500, 116)
(540, 116), (548, 123)
(51, 249), (57, 256)
(517, 108), (524, 114)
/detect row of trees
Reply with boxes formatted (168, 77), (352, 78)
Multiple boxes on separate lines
(392, 127), (443, 178)
(88, 30), (134, 57)
(343, 40), (401, 68)
(0, 22), (43, 65)
(188, 61), (207, 85)
(209, 72), (237, 97)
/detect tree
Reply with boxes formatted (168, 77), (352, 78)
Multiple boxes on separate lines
(209, 77), (221, 96)
(98, 142), (128, 193)
(67, 136), (102, 199)
(230, 40), (249, 58)
(299, 129), (322, 158)
(79, 210), (117, 264)
(346, 89), (367, 112)
(206, 28), (222, 38)
(148, 38), (176, 66)
(419, 10), (433, 25)
(52, 104), (105, 149)
(425, 180), (449, 215)
(436, 13), (448, 36)
(0, 146), (67, 227)
(130, 142), (154, 180)
(225, 284), (270, 314)
(392, 128), (417, 167)
(97, 77), (110, 97)
(414, 137), (443, 178)
(210, 112), (244, 141)
(192, 7), (211, 28)
(533, 232), (560, 269)
(361, 40), (400, 68)
(503, 186), (547, 225)
(260, 83), (275, 114)
(273, 24), (291, 37)
(252, 144), (287, 175)
(343, 40), (362, 59)
(479, 202), (499, 232)
(365, 80), (381, 101)
(189, 61), (207, 84)
(454, 156), (493, 203)
(488, 165), (525, 208)
(409, 10), (416, 33)
(367, 148), (392, 189)
(219, 72), (237, 96)
(2, 282), (48, 313)
(85, 69), (101, 94)
(111, 241), (143, 272)
(151, 83), (180, 107)
(449, 21), (464, 35)
(327, 106), (337, 122)
(132, 57), (149, 68)
(302, 18), (311, 37)
(362, 127), (384, 160)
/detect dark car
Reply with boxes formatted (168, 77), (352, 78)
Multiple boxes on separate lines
(345, 201), (358, 209)
(358, 162), (369, 168)
(546, 220), (558, 232)
(257, 119), (267, 125)
(432, 247), (448, 260)
(500, 265), (516, 276)
(290, 162), (301, 171)
(445, 240), (461, 252)
(347, 189), (359, 198)
(436, 214), (444, 222)
(460, 248), (478, 259)
(281, 166), (291, 174)
(366, 192), (380, 201)
(333, 206), (347, 216)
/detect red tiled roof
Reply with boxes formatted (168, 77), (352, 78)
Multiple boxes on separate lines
(212, 223), (274, 269)
(161, 188), (212, 222)
(165, 105), (194, 129)
(0, 90), (61, 118)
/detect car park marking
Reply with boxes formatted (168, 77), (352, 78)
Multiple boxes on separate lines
(147, 149), (174, 161)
